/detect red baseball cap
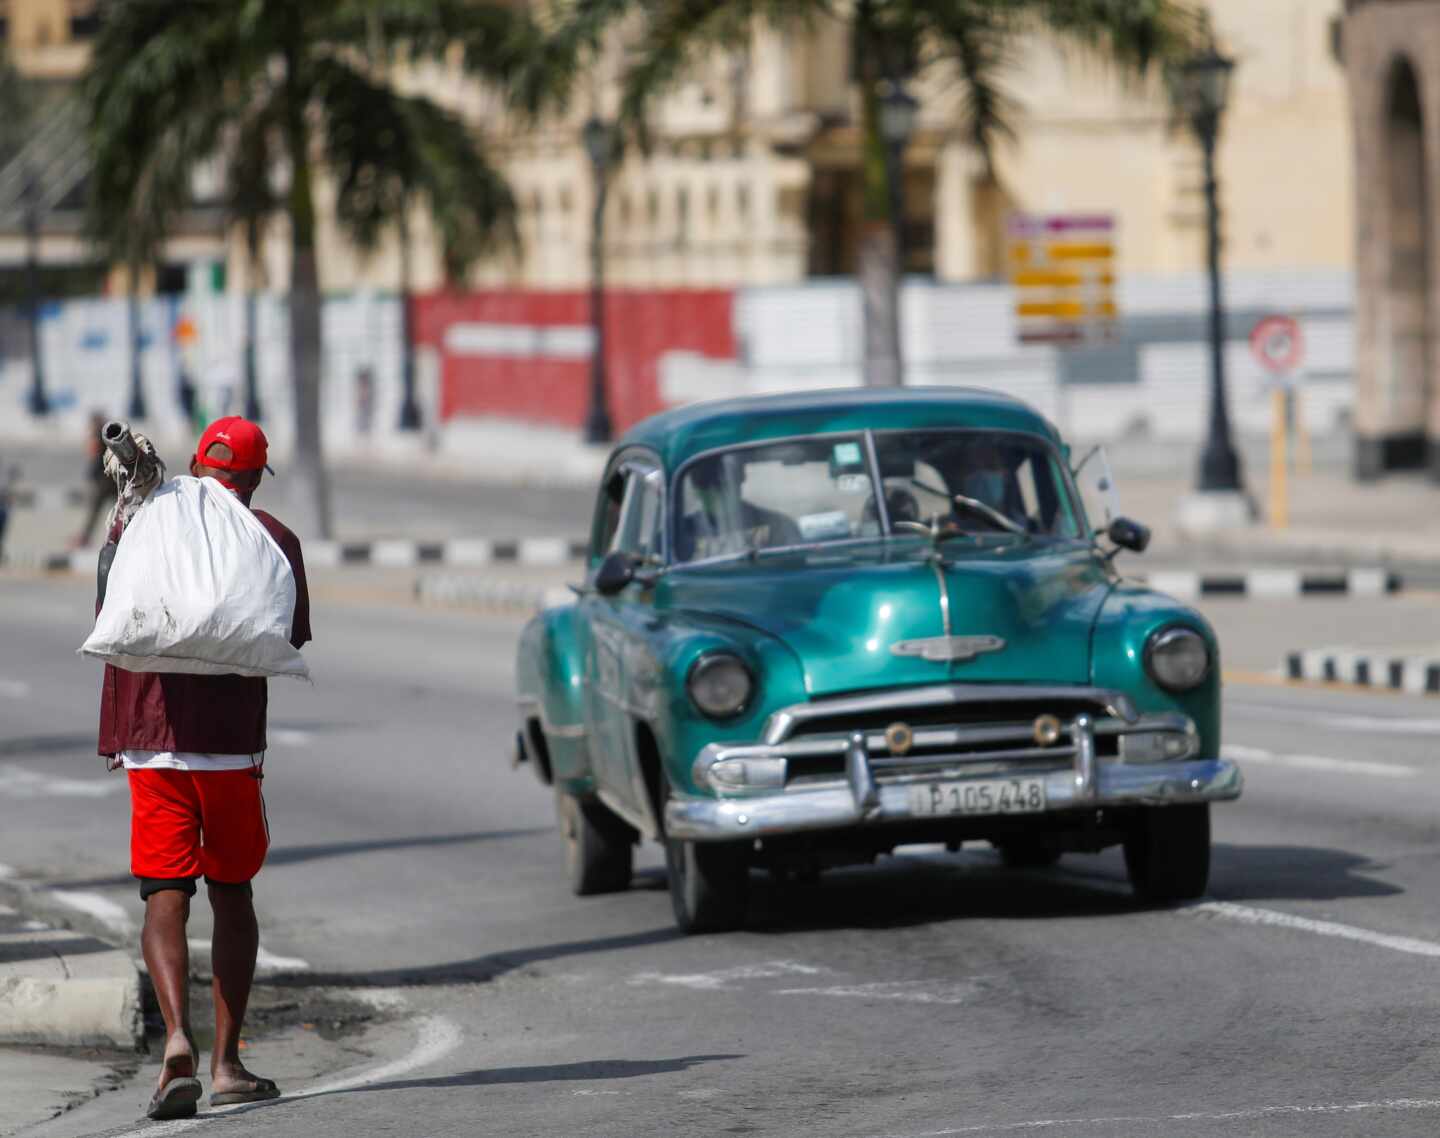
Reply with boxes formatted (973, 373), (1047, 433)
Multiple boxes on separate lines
(195, 417), (273, 474)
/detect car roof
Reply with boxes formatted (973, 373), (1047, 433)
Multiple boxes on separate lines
(617, 386), (1063, 471)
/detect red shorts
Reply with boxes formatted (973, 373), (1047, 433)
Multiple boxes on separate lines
(128, 768), (269, 890)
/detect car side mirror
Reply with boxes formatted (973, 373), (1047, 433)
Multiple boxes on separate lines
(594, 551), (636, 595)
(1107, 516), (1151, 554)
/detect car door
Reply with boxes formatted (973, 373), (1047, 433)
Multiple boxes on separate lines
(580, 454), (666, 823)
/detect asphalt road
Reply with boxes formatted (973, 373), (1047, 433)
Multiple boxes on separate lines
(7, 578), (1440, 1136)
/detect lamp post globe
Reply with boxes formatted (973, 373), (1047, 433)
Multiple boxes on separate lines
(1170, 43), (1244, 500)
(582, 116), (614, 445)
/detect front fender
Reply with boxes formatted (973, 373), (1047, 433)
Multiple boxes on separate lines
(1089, 583), (1221, 756)
(515, 603), (591, 789)
(640, 614), (809, 797)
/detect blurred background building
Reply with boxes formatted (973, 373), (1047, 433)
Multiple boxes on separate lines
(0, 0), (1384, 473)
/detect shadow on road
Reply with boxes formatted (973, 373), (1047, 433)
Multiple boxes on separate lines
(43, 828), (549, 891)
(741, 840), (1403, 933)
(1209, 842), (1403, 902)
(267, 925), (683, 989)
(315, 1054), (745, 1096)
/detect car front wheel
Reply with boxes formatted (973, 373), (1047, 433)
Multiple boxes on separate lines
(557, 792), (635, 896)
(1123, 804), (1210, 903)
(664, 837), (749, 934)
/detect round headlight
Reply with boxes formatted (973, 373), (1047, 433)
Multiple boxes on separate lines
(1145, 626), (1210, 691)
(688, 653), (754, 718)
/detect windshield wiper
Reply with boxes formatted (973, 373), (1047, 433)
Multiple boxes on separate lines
(907, 478), (1027, 536)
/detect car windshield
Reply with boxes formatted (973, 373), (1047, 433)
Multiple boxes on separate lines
(671, 430), (1084, 564)
(674, 436), (881, 563)
(872, 429), (1084, 540)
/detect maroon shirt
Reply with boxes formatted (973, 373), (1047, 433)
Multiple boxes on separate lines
(97, 509), (311, 757)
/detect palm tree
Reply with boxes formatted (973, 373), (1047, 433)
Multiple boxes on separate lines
(592, 0), (1204, 386)
(82, 0), (555, 537)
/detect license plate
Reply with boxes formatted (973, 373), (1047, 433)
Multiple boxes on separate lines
(908, 777), (1047, 817)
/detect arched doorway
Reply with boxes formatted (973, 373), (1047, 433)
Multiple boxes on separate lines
(1383, 56), (1432, 472)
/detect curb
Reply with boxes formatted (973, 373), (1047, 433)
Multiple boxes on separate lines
(415, 573), (574, 613)
(12, 536), (589, 574)
(1136, 568), (1402, 599)
(6, 486), (85, 510)
(1285, 648), (1440, 694)
(0, 883), (141, 1050)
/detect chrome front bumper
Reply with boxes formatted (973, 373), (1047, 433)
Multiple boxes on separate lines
(665, 755), (1242, 841)
(664, 685), (1242, 842)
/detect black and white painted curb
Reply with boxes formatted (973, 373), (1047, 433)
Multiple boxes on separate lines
(1285, 648), (1440, 694)
(1135, 569), (1403, 599)
(415, 573), (572, 612)
(20, 536), (590, 574)
(5, 486), (86, 510)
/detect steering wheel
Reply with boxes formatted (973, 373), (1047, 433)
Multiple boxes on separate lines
(863, 487), (922, 528)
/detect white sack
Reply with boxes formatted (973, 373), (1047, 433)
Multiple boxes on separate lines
(79, 476), (309, 679)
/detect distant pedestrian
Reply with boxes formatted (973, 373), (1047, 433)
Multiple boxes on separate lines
(0, 463), (17, 563)
(97, 417), (310, 1119)
(72, 411), (114, 548)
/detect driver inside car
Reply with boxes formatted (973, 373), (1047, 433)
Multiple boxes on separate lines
(676, 454), (802, 562)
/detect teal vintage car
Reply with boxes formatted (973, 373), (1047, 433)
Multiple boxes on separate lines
(514, 388), (1242, 933)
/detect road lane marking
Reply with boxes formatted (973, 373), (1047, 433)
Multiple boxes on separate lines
(1220, 743), (1414, 778)
(777, 980), (981, 1005)
(1230, 702), (1440, 735)
(0, 678), (29, 698)
(187, 937), (312, 974)
(270, 728), (312, 746)
(628, 960), (826, 991)
(1184, 900), (1440, 959)
(48, 890), (133, 936)
(0, 762), (127, 797)
(886, 1097), (1440, 1135)
(108, 1014), (461, 1137)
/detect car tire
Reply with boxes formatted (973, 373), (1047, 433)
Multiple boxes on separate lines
(1123, 804), (1210, 903)
(994, 841), (1062, 869)
(557, 792), (634, 896)
(664, 837), (749, 934)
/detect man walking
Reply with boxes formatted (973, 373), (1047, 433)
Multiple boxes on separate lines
(97, 417), (310, 1119)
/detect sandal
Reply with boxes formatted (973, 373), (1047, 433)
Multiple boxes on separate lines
(147, 1077), (202, 1120)
(210, 1077), (281, 1106)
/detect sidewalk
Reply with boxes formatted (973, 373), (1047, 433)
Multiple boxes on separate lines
(6, 423), (1440, 576)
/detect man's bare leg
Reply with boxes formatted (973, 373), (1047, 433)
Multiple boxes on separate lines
(208, 881), (277, 1098)
(141, 890), (196, 1092)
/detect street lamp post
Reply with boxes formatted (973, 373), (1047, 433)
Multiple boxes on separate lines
(1170, 45), (1243, 497)
(397, 212), (422, 431)
(873, 82), (919, 389)
(21, 164), (48, 417)
(582, 116), (613, 445)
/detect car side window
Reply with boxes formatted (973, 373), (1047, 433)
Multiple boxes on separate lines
(611, 466), (665, 563)
(590, 469), (627, 562)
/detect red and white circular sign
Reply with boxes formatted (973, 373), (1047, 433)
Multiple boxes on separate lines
(1250, 314), (1304, 376)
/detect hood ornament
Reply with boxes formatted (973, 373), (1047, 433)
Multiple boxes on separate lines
(890, 635), (1006, 663)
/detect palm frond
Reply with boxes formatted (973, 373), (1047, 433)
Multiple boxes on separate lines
(314, 56), (517, 275)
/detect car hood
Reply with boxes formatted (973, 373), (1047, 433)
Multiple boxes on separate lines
(659, 540), (1113, 696)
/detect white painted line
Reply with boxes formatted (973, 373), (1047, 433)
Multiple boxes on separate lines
(0, 863), (15, 879)
(886, 1097), (1440, 1136)
(1144, 571), (1197, 600)
(371, 540), (417, 568)
(1231, 703), (1440, 736)
(1248, 568), (1300, 599)
(1184, 900), (1440, 959)
(0, 763), (126, 798)
(48, 890), (133, 937)
(306, 542), (342, 569)
(776, 980), (980, 1005)
(187, 938), (311, 974)
(256, 945), (311, 973)
(442, 538), (494, 566)
(109, 1015), (463, 1136)
(628, 960), (826, 991)
(269, 728), (312, 747)
(1349, 567), (1389, 597)
(0, 678), (30, 698)
(518, 536), (570, 566)
(1219, 743), (1414, 778)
